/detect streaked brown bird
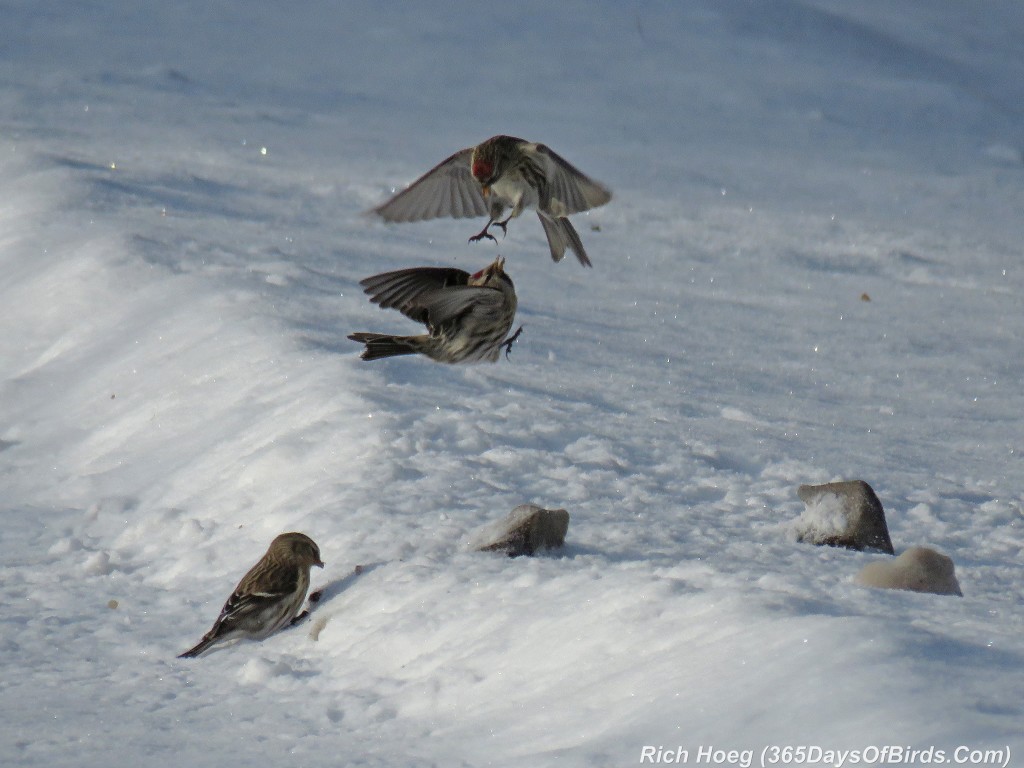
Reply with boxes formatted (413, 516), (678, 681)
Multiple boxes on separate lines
(370, 135), (611, 267)
(178, 532), (324, 658)
(348, 256), (520, 363)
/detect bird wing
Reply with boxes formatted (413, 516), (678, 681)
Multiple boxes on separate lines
(419, 286), (505, 328)
(212, 564), (300, 630)
(529, 143), (612, 217)
(370, 148), (488, 222)
(360, 266), (472, 324)
(204, 592), (273, 638)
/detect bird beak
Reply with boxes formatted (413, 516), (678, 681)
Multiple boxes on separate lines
(481, 185), (490, 199)
(471, 256), (504, 281)
(316, 558), (325, 568)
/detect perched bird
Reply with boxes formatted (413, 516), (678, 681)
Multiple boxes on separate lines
(370, 135), (611, 267)
(178, 532), (324, 658)
(348, 256), (520, 363)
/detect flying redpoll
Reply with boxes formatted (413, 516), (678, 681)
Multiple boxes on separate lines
(178, 532), (324, 658)
(348, 256), (520, 363)
(370, 135), (611, 267)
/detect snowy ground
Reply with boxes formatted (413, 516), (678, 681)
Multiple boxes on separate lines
(2, 2), (1023, 766)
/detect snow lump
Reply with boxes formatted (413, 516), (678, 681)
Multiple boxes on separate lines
(856, 546), (963, 597)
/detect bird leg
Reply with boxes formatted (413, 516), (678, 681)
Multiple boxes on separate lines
(501, 325), (524, 359)
(469, 215), (512, 244)
(492, 215), (512, 237)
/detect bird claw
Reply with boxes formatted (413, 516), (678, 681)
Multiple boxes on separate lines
(501, 325), (524, 360)
(469, 225), (498, 244)
(469, 217), (510, 243)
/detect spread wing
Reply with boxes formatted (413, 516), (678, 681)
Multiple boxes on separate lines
(370, 148), (488, 222)
(529, 143), (612, 217)
(360, 266), (472, 325)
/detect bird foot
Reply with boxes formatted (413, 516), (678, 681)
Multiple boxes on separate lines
(289, 587), (325, 627)
(501, 325), (524, 360)
(468, 224), (498, 244)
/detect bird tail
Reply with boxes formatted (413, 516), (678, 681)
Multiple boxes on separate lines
(537, 213), (591, 267)
(348, 333), (424, 361)
(178, 633), (218, 659)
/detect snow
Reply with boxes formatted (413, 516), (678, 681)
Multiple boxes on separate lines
(2, 1), (1023, 766)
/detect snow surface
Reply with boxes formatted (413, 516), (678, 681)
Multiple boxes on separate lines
(2, 2), (1023, 766)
